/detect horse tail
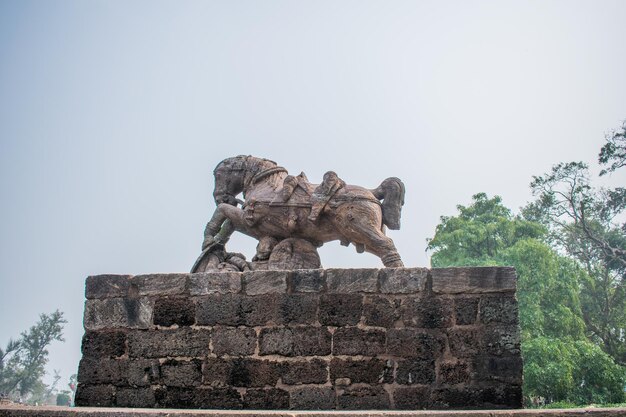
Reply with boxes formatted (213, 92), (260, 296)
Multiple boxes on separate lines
(371, 177), (405, 230)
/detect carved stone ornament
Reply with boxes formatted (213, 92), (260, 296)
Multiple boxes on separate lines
(192, 156), (405, 272)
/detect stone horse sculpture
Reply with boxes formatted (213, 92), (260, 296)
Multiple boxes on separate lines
(193, 155), (405, 271)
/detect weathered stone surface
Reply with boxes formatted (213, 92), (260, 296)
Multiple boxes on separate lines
(202, 358), (233, 387)
(127, 359), (160, 387)
(81, 330), (126, 358)
(454, 297), (480, 325)
(258, 327), (294, 356)
(379, 268), (428, 293)
(84, 298), (152, 330)
(85, 275), (131, 299)
(259, 327), (331, 356)
(432, 267), (516, 294)
(154, 386), (196, 409)
(474, 355), (523, 384)
(196, 294), (280, 326)
(287, 326), (332, 356)
(189, 272), (241, 295)
(480, 295), (518, 325)
(319, 294), (362, 326)
(484, 326), (521, 356)
(195, 294), (241, 326)
(245, 295), (278, 325)
(128, 328), (210, 358)
(155, 386), (242, 409)
(363, 296), (399, 328)
(277, 294), (318, 325)
(228, 359), (281, 388)
(74, 384), (114, 407)
(448, 328), (482, 357)
(243, 388), (289, 409)
(393, 386), (431, 409)
(281, 358), (328, 385)
(77, 358), (127, 386)
(132, 274), (188, 296)
(243, 270), (288, 295)
(480, 385), (523, 408)
(289, 386), (336, 410)
(289, 269), (325, 292)
(115, 387), (155, 408)
(387, 329), (445, 357)
(396, 358), (435, 385)
(194, 387), (243, 409)
(432, 387), (480, 409)
(331, 358), (392, 384)
(432, 385), (523, 409)
(438, 360), (470, 385)
(153, 297), (195, 327)
(337, 386), (390, 410)
(334, 377), (351, 386)
(212, 327), (257, 357)
(402, 296), (453, 328)
(332, 327), (386, 356)
(327, 268), (379, 293)
(160, 359), (202, 387)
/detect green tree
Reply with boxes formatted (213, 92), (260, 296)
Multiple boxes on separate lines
(427, 193), (625, 404)
(599, 121), (626, 176)
(0, 311), (66, 401)
(525, 153), (625, 366)
(497, 239), (586, 340)
(427, 193), (544, 267)
(524, 338), (625, 405)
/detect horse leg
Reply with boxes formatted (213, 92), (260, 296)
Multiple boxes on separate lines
(253, 236), (279, 261)
(336, 205), (404, 268)
(362, 231), (404, 268)
(203, 203), (248, 249)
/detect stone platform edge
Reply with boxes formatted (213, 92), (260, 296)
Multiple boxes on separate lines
(84, 266), (517, 302)
(1, 405), (625, 417)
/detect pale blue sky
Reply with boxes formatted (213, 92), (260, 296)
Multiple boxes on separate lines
(1, 0), (625, 387)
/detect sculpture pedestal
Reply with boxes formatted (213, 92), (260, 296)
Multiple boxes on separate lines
(76, 267), (522, 410)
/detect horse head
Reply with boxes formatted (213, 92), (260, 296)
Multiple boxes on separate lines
(212, 156), (278, 205)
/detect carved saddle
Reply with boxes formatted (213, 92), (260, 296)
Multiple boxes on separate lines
(269, 171), (351, 220)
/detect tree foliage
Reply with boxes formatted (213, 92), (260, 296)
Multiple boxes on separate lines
(427, 192), (625, 405)
(525, 142), (626, 366)
(524, 337), (625, 405)
(498, 239), (586, 340)
(427, 193), (544, 267)
(599, 121), (626, 176)
(0, 311), (66, 400)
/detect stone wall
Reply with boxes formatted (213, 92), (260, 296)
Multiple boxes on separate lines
(75, 267), (522, 410)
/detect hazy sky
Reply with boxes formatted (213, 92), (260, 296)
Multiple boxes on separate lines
(1, 0), (625, 388)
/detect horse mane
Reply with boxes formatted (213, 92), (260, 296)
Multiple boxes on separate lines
(215, 156), (283, 191)
(215, 155), (277, 170)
